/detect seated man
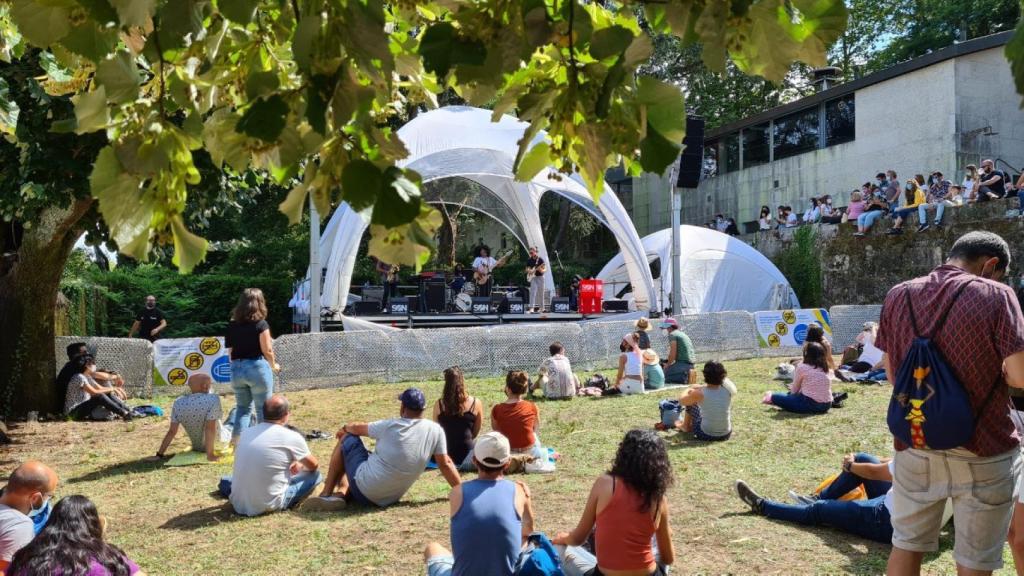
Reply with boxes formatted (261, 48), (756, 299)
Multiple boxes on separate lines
(423, 432), (535, 576)
(305, 388), (460, 511)
(660, 318), (696, 384)
(56, 342), (127, 403)
(219, 395), (321, 516)
(530, 342), (578, 399)
(735, 453), (894, 543)
(0, 461), (59, 572)
(153, 374), (229, 462)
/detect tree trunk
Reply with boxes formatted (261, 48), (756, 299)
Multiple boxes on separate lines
(550, 197), (572, 252)
(0, 198), (92, 417)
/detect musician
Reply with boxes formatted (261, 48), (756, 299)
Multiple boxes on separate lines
(374, 257), (399, 311)
(525, 247), (546, 313)
(472, 246), (504, 297)
(569, 274), (583, 311)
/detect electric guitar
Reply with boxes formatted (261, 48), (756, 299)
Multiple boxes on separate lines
(376, 260), (399, 283)
(473, 250), (513, 286)
(526, 261), (548, 282)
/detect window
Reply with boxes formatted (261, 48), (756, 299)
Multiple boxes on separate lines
(702, 141), (718, 178)
(825, 94), (855, 146)
(773, 107), (819, 160)
(742, 122), (770, 167)
(722, 133), (740, 174)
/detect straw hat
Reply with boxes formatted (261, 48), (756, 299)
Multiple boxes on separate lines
(642, 349), (660, 366)
(634, 317), (653, 332)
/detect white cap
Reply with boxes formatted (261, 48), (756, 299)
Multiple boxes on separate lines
(474, 431), (511, 467)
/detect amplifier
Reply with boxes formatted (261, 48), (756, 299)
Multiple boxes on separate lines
(471, 297), (492, 315)
(424, 282), (446, 313)
(362, 286), (384, 303)
(504, 297), (525, 314)
(353, 301), (380, 316)
(389, 297), (416, 315)
(603, 300), (629, 312)
(551, 297), (571, 313)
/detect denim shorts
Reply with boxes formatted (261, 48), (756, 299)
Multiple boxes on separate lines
(341, 434), (373, 506)
(425, 554), (454, 576)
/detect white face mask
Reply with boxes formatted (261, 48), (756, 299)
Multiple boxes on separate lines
(28, 495), (50, 519)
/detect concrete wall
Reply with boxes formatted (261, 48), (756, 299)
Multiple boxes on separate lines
(954, 48), (1024, 173)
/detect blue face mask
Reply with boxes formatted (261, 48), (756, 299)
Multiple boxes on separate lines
(27, 495), (51, 519)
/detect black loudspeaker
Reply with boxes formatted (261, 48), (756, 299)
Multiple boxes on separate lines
(425, 283), (446, 313)
(551, 297), (571, 313)
(603, 300), (629, 312)
(353, 301), (380, 316)
(504, 297), (524, 314)
(677, 116), (705, 189)
(362, 286), (384, 303)
(471, 297), (492, 315)
(388, 297), (412, 315)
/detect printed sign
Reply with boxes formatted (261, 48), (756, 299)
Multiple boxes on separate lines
(754, 309), (832, 348)
(153, 337), (230, 386)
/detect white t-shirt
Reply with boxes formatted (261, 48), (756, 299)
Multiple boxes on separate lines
(858, 340), (884, 368)
(883, 460), (895, 514)
(171, 393), (224, 451)
(785, 213), (798, 227)
(758, 217), (771, 230)
(0, 503), (33, 563)
(230, 423), (311, 516)
(962, 177), (975, 196)
(354, 418), (447, 506)
(472, 256), (497, 272)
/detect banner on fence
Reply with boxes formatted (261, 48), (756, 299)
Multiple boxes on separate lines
(753, 309), (832, 348)
(153, 337), (231, 386)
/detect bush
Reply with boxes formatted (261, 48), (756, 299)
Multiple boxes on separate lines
(774, 226), (822, 307)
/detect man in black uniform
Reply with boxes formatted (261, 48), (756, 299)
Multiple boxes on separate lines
(129, 295), (166, 341)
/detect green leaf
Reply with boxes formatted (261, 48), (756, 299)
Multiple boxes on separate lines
(279, 182), (310, 225)
(0, 78), (19, 135)
(372, 167), (421, 227)
(157, 0), (208, 51)
(590, 25), (634, 60)
(245, 70), (280, 100)
(72, 87), (109, 134)
(203, 110), (250, 172)
(1008, 20), (1024, 108)
(367, 205), (442, 269)
(217, 0), (257, 24)
(10, 0), (72, 47)
(419, 22), (487, 78)
(341, 159), (383, 211)
(90, 146), (151, 261)
(77, 0), (119, 24)
(110, 0), (155, 28)
(575, 124), (611, 199)
(235, 94), (288, 143)
(170, 214), (208, 273)
(305, 79), (329, 135)
(515, 141), (550, 182)
(639, 122), (681, 175)
(292, 15), (322, 72)
(637, 76), (685, 142)
(95, 51), (141, 104)
(60, 20), (118, 62)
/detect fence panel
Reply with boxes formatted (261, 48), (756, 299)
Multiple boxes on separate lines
(388, 327), (494, 381)
(275, 331), (393, 390)
(829, 305), (883, 348)
(54, 337), (154, 398)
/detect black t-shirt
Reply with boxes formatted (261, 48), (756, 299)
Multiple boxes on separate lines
(226, 320), (270, 360)
(56, 360), (78, 400)
(135, 307), (165, 341)
(526, 257), (545, 269)
(982, 169), (1006, 197)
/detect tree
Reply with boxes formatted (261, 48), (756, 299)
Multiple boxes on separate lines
(1, 0), (853, 415)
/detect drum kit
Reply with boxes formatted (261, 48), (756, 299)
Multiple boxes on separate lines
(455, 280), (475, 312)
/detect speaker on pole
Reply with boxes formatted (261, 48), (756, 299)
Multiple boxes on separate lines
(676, 116), (705, 189)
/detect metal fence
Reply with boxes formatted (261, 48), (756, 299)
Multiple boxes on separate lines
(56, 306), (883, 398)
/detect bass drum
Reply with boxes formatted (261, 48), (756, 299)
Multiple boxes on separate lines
(455, 292), (473, 313)
(460, 281), (476, 296)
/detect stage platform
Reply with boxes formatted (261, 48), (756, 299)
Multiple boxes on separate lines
(324, 311), (625, 329)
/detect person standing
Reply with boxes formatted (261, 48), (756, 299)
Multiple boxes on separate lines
(374, 257), (399, 312)
(878, 231), (1024, 576)
(0, 461), (58, 572)
(472, 246), (507, 298)
(226, 288), (279, 442)
(128, 295), (166, 342)
(660, 318), (696, 384)
(525, 247), (546, 313)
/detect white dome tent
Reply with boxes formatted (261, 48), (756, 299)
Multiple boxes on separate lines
(596, 225), (798, 314)
(295, 106), (656, 315)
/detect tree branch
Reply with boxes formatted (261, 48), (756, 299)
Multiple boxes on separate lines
(152, 25), (167, 119)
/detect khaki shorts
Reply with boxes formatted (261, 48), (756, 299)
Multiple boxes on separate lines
(891, 447), (1021, 572)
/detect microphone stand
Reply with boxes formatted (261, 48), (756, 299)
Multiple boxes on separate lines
(553, 249), (566, 300)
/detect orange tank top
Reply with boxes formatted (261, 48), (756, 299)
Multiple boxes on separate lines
(594, 477), (657, 571)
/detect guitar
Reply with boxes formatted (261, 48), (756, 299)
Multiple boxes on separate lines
(526, 261), (548, 282)
(473, 250), (513, 286)
(376, 260), (399, 283)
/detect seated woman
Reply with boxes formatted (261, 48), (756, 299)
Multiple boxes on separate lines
(64, 355), (133, 421)
(614, 333), (645, 395)
(634, 318), (653, 350)
(8, 495), (146, 576)
(491, 371), (541, 455)
(434, 366), (483, 472)
(734, 453), (894, 544)
(552, 430), (675, 576)
(764, 342), (833, 414)
(886, 180), (926, 235)
(676, 361), (735, 441)
(802, 324), (836, 374)
(641, 350), (665, 390)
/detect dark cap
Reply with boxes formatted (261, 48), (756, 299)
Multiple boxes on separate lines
(398, 388), (427, 411)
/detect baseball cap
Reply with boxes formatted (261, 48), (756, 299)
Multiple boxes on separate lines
(658, 318), (679, 329)
(474, 431), (511, 467)
(398, 388), (427, 411)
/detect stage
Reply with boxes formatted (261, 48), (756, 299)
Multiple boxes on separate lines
(323, 311), (626, 329)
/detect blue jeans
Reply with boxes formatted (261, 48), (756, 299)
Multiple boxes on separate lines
(819, 453), (892, 499)
(1018, 189), (1024, 210)
(857, 210), (885, 230)
(218, 470), (323, 511)
(341, 434), (374, 505)
(230, 358), (274, 437)
(685, 405), (731, 441)
(918, 201), (947, 225)
(770, 392), (831, 414)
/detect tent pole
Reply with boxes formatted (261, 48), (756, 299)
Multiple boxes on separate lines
(309, 195), (321, 333)
(667, 158), (683, 317)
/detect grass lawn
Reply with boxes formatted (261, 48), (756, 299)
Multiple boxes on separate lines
(2, 356), (1007, 575)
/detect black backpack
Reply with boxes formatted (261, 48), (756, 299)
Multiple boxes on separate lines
(586, 373), (609, 390)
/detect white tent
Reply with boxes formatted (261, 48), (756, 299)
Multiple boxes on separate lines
(596, 225), (798, 314)
(295, 106), (656, 314)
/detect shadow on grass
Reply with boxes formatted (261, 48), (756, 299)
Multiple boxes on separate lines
(767, 409), (828, 420)
(67, 459), (166, 484)
(160, 503), (244, 531)
(299, 495), (450, 522)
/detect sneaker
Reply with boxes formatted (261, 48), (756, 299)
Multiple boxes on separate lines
(300, 496), (347, 512)
(787, 490), (819, 506)
(735, 480), (764, 515)
(934, 221), (943, 229)
(885, 228), (902, 235)
(916, 223), (930, 233)
(853, 232), (865, 237)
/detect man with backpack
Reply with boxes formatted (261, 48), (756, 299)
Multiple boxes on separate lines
(877, 231), (1024, 576)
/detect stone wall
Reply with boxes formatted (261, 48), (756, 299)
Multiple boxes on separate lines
(753, 199), (1024, 306)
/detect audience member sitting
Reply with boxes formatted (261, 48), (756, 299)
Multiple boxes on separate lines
(962, 164), (980, 203)
(854, 189), (888, 236)
(422, 432), (535, 576)
(763, 342), (833, 414)
(434, 367), (483, 472)
(219, 395), (321, 516)
(676, 361), (736, 441)
(634, 318), (653, 349)
(735, 453), (895, 544)
(642, 349), (665, 390)
(803, 324), (836, 373)
(64, 356), (133, 421)
(917, 171), (953, 231)
(844, 190), (866, 224)
(492, 372), (542, 454)
(819, 195), (841, 224)
(614, 333), (645, 395)
(56, 343), (127, 407)
(531, 342), (578, 399)
(803, 198), (821, 224)
(0, 461), (58, 572)
(886, 180), (926, 235)
(758, 205), (772, 231)
(660, 318), (696, 384)
(8, 495), (145, 576)
(306, 388), (460, 511)
(837, 325), (886, 382)
(153, 373), (229, 462)
(725, 218), (740, 236)
(552, 430), (675, 576)
(784, 206), (798, 228)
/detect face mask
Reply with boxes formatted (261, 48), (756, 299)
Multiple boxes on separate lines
(905, 184), (913, 191)
(28, 496), (50, 519)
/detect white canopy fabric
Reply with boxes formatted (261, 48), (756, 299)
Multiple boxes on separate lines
(596, 225), (798, 314)
(293, 106), (656, 313)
